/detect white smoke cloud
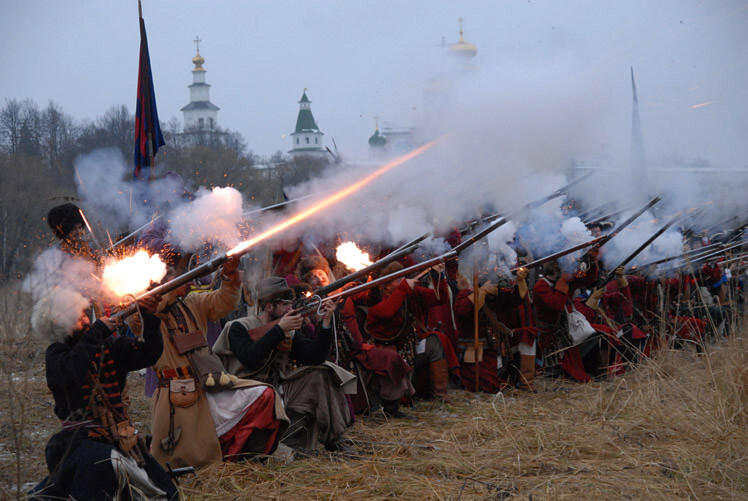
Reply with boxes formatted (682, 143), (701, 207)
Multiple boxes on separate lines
(22, 248), (99, 339)
(169, 186), (244, 252)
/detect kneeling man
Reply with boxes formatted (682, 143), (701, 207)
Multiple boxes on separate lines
(214, 277), (354, 453)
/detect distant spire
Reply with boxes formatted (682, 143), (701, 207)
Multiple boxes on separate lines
(193, 35), (202, 54)
(630, 67), (648, 191)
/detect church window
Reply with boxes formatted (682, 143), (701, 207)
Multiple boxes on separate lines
(305, 137), (310, 144)
(296, 138), (299, 144)
(315, 137), (318, 144)
(209, 118), (214, 128)
(198, 117), (204, 128)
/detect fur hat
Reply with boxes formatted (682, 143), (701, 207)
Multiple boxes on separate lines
(255, 277), (295, 306)
(380, 261), (404, 278)
(297, 256), (331, 282)
(47, 203), (84, 239)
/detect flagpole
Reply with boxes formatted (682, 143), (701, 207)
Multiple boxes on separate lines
(132, 0), (142, 220)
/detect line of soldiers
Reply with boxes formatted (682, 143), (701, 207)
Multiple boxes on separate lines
(29, 202), (747, 500)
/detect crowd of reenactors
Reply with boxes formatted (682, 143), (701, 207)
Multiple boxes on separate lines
(28, 192), (746, 499)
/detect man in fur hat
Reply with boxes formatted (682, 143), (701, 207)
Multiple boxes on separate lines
(30, 291), (179, 500)
(214, 277), (355, 453)
(46, 203), (98, 262)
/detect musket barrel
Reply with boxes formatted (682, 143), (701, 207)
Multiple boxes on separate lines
(300, 250), (459, 314)
(596, 214), (681, 288)
(314, 241), (422, 297)
(107, 217), (161, 254)
(660, 239), (746, 271)
(111, 254), (228, 319)
(510, 236), (605, 272)
(632, 241), (723, 269)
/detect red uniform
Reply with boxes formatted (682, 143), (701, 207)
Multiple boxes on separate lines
(533, 268), (598, 383)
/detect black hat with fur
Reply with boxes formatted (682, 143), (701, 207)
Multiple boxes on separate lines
(47, 203), (84, 239)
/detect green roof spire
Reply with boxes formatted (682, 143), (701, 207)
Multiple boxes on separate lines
(294, 89), (319, 133)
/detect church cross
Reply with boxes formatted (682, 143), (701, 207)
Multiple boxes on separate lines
(194, 36), (202, 53)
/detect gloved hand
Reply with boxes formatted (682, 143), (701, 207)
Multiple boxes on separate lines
(221, 256), (241, 286)
(615, 266), (628, 289)
(585, 288), (605, 309)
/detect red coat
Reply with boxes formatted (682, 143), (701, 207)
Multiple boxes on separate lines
(533, 276), (594, 382)
(339, 295), (411, 385)
(366, 279), (459, 371)
(366, 279), (448, 341)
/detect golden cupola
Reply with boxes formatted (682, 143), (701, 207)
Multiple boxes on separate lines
(448, 18), (477, 61)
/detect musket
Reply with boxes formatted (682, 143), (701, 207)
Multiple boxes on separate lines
(112, 185), (583, 320)
(107, 191), (332, 255)
(112, 233), (427, 320)
(698, 215), (737, 235)
(589, 196), (661, 252)
(241, 190), (332, 218)
(460, 172), (596, 234)
(296, 249), (460, 315)
(659, 239), (747, 271)
(717, 252), (748, 268)
(594, 213), (683, 289)
(584, 206), (633, 227)
(391, 232), (430, 254)
(111, 253), (231, 319)
(727, 221), (748, 243)
(629, 241), (723, 270)
(312, 238), (424, 297)
(510, 236), (606, 272)
(297, 211), (528, 314)
(576, 182), (645, 222)
(106, 217), (160, 254)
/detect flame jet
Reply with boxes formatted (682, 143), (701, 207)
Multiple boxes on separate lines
(111, 139), (440, 318)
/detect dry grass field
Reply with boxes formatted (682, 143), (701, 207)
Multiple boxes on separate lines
(2, 283), (748, 500)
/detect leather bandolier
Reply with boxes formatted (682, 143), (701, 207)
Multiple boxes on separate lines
(86, 372), (148, 467)
(536, 313), (573, 368)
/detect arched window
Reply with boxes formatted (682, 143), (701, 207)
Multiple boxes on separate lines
(315, 137), (318, 144)
(305, 137), (310, 144)
(296, 138), (299, 144)
(198, 118), (204, 128)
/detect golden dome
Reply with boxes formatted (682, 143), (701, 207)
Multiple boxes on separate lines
(192, 50), (205, 72)
(448, 19), (477, 59)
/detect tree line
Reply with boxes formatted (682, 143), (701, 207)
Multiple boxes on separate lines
(0, 98), (329, 277)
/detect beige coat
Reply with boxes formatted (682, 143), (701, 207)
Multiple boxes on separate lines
(129, 280), (286, 469)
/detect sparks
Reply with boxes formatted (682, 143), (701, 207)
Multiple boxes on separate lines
(227, 138), (441, 256)
(336, 242), (373, 271)
(102, 250), (167, 298)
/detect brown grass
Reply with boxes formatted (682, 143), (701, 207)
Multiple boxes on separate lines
(1, 284), (748, 499)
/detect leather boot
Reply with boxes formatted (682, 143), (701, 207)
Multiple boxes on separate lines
(518, 354), (537, 393)
(429, 359), (449, 401)
(383, 400), (416, 420)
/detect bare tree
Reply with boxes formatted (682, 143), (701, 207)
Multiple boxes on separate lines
(0, 99), (22, 154)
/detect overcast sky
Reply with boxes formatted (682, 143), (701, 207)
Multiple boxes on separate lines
(3, 1), (747, 165)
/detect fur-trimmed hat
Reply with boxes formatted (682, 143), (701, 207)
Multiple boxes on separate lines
(297, 256), (331, 282)
(380, 261), (404, 278)
(255, 277), (295, 306)
(47, 203), (85, 239)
